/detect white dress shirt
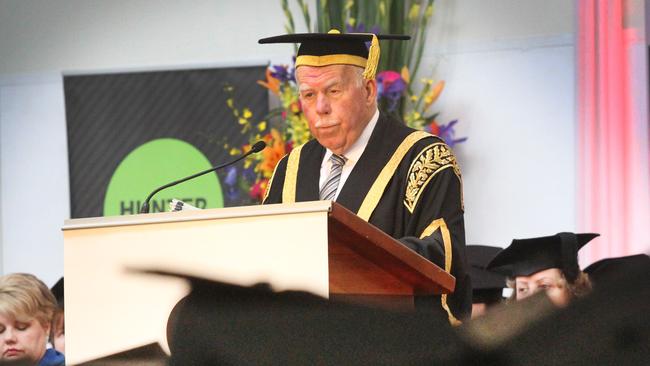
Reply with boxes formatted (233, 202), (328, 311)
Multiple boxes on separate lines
(318, 108), (380, 200)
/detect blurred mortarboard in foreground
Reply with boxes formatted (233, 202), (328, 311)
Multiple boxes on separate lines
(258, 30), (409, 80)
(486, 233), (599, 282)
(137, 269), (492, 366)
(50, 277), (64, 308)
(466, 245), (506, 304)
(584, 254), (650, 288)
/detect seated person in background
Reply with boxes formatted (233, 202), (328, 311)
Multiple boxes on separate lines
(466, 245), (506, 318)
(49, 278), (64, 355)
(486, 232), (598, 307)
(0, 273), (64, 366)
(584, 253), (650, 289)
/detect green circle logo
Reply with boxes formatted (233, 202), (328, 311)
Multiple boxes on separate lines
(104, 138), (223, 216)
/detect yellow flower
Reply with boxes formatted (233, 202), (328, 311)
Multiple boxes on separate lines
(426, 4), (434, 18)
(243, 108), (252, 119)
(226, 98), (234, 108)
(401, 66), (410, 84)
(258, 121), (267, 131)
(424, 80), (445, 110)
(238, 117), (248, 125)
(409, 4), (420, 21)
(229, 148), (241, 156)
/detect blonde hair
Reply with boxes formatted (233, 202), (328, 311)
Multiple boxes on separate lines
(505, 271), (592, 303)
(0, 273), (58, 328)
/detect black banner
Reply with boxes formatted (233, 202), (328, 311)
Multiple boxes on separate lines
(64, 65), (268, 218)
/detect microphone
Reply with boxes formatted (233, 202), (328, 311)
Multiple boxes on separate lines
(139, 141), (267, 214)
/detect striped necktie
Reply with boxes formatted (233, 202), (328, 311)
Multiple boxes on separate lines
(319, 154), (347, 201)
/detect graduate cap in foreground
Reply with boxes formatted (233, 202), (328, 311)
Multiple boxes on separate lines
(486, 233), (599, 282)
(466, 245), (506, 304)
(258, 29), (410, 80)
(133, 269), (476, 365)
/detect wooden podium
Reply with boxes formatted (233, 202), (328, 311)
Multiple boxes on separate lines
(63, 201), (454, 364)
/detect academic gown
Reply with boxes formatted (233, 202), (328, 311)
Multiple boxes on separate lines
(263, 113), (471, 321)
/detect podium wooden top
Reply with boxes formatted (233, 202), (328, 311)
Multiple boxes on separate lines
(63, 200), (334, 230)
(327, 203), (455, 296)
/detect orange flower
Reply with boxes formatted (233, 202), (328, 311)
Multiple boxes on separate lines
(257, 69), (281, 96)
(259, 129), (286, 178)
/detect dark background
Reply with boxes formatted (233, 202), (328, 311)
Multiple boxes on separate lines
(64, 65), (268, 218)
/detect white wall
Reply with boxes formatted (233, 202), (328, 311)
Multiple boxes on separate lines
(0, 74), (69, 285)
(433, 40), (577, 246)
(0, 0), (579, 282)
(424, 0), (578, 245)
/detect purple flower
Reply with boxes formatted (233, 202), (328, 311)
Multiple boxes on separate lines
(224, 166), (238, 186)
(376, 71), (406, 112)
(270, 64), (295, 83)
(223, 166), (240, 202)
(437, 120), (468, 147)
(345, 23), (381, 35)
(242, 166), (257, 184)
(345, 23), (382, 49)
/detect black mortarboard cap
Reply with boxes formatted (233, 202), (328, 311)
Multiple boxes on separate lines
(51, 276), (64, 308)
(258, 30), (410, 80)
(466, 245), (506, 304)
(486, 232), (599, 283)
(584, 254), (650, 288)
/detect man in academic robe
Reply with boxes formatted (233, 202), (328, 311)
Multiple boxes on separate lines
(259, 30), (471, 322)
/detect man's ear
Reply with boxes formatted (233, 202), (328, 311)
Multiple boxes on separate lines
(365, 79), (377, 106)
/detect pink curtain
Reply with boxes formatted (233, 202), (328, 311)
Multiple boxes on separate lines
(577, 0), (650, 265)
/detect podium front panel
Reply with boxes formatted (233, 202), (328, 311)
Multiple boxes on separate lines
(63, 202), (331, 364)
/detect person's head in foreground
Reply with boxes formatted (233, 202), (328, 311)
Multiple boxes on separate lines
(0, 273), (60, 365)
(486, 232), (598, 307)
(259, 30), (408, 155)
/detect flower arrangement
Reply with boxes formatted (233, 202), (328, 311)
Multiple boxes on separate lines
(222, 0), (465, 206)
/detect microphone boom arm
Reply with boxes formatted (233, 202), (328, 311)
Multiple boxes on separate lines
(139, 141), (266, 214)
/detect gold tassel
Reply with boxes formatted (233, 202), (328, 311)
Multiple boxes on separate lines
(362, 34), (379, 80)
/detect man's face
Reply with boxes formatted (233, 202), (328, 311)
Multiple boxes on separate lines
(0, 313), (49, 363)
(296, 64), (376, 154)
(515, 268), (571, 307)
